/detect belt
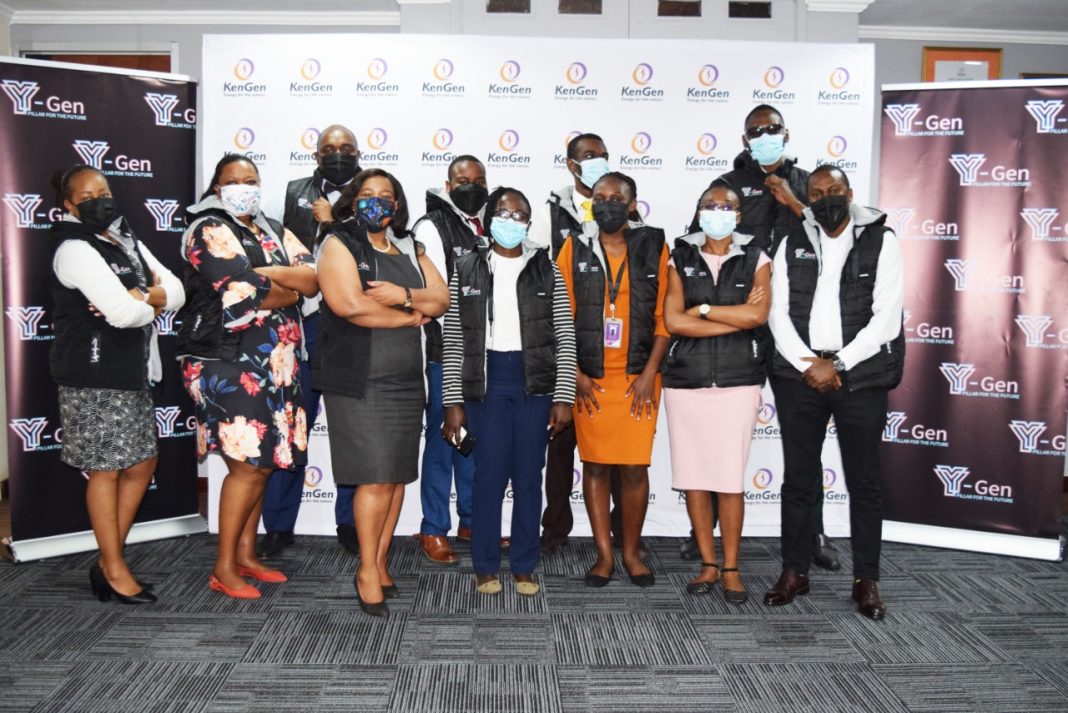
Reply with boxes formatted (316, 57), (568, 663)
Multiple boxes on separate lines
(812, 350), (838, 359)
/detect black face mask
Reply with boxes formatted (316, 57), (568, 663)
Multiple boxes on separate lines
(75, 197), (121, 232)
(810, 194), (850, 234)
(592, 201), (629, 234)
(319, 153), (359, 186)
(449, 183), (488, 216)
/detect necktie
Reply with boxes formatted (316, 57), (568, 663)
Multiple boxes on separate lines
(581, 200), (593, 222)
(470, 217), (484, 236)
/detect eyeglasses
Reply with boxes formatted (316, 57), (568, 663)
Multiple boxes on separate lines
(744, 123), (785, 140)
(698, 202), (738, 212)
(492, 209), (531, 223)
(319, 145), (360, 156)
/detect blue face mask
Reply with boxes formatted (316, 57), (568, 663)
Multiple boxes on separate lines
(748, 133), (786, 166)
(490, 218), (527, 249)
(355, 196), (394, 231)
(576, 157), (610, 188)
(699, 209), (737, 239)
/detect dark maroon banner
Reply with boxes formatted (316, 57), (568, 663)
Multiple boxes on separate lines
(0, 59), (198, 542)
(879, 82), (1067, 545)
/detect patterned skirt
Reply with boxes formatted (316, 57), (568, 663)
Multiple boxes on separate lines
(57, 386), (158, 471)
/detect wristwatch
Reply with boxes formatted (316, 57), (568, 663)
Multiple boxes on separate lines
(698, 304), (711, 320)
(403, 287), (413, 310)
(832, 356), (846, 373)
(136, 286), (150, 300)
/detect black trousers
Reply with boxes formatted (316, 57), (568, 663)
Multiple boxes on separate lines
(540, 424), (624, 544)
(771, 377), (887, 580)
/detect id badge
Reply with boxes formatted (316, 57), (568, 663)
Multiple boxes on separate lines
(604, 317), (623, 349)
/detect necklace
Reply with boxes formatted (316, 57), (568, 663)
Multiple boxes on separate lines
(370, 239), (392, 253)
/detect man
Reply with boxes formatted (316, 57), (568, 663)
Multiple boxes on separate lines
(413, 155), (489, 564)
(763, 165), (904, 620)
(679, 104), (841, 572)
(258, 124), (361, 557)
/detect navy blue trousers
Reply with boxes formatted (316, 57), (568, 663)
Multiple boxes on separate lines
(465, 351), (552, 576)
(420, 360), (476, 535)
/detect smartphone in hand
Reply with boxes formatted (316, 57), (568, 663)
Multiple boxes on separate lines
(442, 424), (476, 457)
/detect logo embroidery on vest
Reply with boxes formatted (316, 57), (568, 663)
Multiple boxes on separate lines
(461, 286), (481, 297)
(794, 248), (817, 260)
(358, 261), (371, 271)
(109, 262), (133, 275)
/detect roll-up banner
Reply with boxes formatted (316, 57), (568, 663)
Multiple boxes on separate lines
(0, 57), (205, 561)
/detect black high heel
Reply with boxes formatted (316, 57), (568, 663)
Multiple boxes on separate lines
(89, 564), (157, 604)
(354, 574), (389, 617)
(686, 562), (719, 595)
(721, 567), (748, 604)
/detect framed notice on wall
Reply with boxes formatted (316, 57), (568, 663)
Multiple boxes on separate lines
(922, 46), (1002, 82)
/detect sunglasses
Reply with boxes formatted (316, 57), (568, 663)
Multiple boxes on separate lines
(745, 123), (785, 140)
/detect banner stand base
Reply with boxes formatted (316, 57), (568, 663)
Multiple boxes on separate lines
(5, 514), (208, 563)
(883, 520), (1065, 562)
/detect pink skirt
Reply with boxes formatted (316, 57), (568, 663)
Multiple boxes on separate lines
(663, 385), (761, 493)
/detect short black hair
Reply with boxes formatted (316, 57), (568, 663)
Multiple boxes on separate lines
(50, 163), (103, 205)
(333, 167), (411, 237)
(744, 104), (784, 126)
(566, 132), (605, 161)
(447, 154), (484, 180)
(483, 186), (532, 239)
(809, 164), (850, 189)
(201, 153), (259, 200)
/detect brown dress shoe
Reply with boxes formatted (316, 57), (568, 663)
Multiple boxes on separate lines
(852, 579), (887, 620)
(416, 534), (458, 565)
(456, 526), (472, 541)
(762, 569), (810, 606)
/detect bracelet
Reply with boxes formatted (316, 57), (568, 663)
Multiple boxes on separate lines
(403, 286), (413, 309)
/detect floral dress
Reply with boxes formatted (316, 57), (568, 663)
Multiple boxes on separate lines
(180, 217), (313, 469)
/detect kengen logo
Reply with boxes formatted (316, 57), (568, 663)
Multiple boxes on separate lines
(3, 193), (43, 228)
(827, 135), (848, 157)
(631, 131), (652, 154)
(757, 402), (776, 425)
(764, 66), (785, 88)
(632, 63), (654, 85)
(697, 64), (719, 86)
(696, 133), (717, 155)
(367, 127), (388, 150)
(822, 468), (837, 491)
(566, 62), (588, 84)
(305, 465), (324, 488)
(72, 140), (110, 169)
(300, 127), (320, 151)
(367, 58), (388, 80)
(432, 128), (454, 151)
(498, 129), (520, 153)
(1025, 99), (1065, 133)
(564, 130), (581, 149)
(500, 60), (521, 83)
(234, 127), (256, 150)
(433, 59), (454, 81)
(752, 468), (774, 490)
(233, 58), (255, 80)
(636, 201), (651, 220)
(829, 67), (850, 89)
(300, 58), (322, 80)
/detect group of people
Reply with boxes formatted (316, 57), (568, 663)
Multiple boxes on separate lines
(50, 103), (903, 622)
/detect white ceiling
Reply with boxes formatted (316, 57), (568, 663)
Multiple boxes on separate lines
(859, 0), (1068, 33)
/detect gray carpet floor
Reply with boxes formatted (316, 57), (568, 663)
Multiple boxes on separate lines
(1, 534), (1066, 712)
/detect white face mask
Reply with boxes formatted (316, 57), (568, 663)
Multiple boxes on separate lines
(218, 184), (262, 217)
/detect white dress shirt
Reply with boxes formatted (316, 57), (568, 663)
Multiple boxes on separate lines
(528, 185), (590, 250)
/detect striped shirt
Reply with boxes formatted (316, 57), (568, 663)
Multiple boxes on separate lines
(442, 258), (577, 407)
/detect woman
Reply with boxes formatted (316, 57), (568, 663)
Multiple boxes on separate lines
(662, 182), (771, 604)
(315, 168), (449, 617)
(49, 163), (184, 604)
(178, 154), (318, 600)
(557, 172), (668, 588)
(441, 187), (576, 596)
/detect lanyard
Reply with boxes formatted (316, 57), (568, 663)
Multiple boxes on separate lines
(600, 239), (627, 318)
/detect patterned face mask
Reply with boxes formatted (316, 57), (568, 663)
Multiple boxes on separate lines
(218, 184), (262, 217)
(355, 196), (395, 231)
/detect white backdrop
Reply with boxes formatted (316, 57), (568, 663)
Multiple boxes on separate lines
(200, 33), (874, 538)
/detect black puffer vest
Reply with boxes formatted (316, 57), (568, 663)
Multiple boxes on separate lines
(49, 221), (151, 390)
(572, 225), (665, 378)
(547, 187), (584, 259)
(662, 238), (768, 389)
(283, 171), (330, 252)
(771, 216), (905, 391)
(453, 247), (557, 401)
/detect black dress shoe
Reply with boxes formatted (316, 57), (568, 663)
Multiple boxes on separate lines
(812, 533), (841, 571)
(686, 562), (719, 595)
(539, 538), (567, 557)
(679, 534), (701, 560)
(257, 530), (293, 558)
(89, 564), (157, 605)
(720, 567), (748, 605)
(583, 567), (613, 588)
(381, 583), (399, 599)
(852, 579), (887, 621)
(336, 524), (359, 555)
(625, 565), (655, 588)
(354, 575), (388, 618)
(762, 569), (810, 606)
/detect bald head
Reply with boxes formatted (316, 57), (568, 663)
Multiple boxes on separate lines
(318, 124), (357, 154)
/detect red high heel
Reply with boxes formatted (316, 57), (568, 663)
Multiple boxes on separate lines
(209, 575), (261, 599)
(237, 566), (288, 583)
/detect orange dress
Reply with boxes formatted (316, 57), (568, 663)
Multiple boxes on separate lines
(558, 237), (670, 466)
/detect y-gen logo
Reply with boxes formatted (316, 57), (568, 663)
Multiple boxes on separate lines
(1009, 420), (1066, 455)
(1014, 315), (1054, 347)
(944, 258), (1023, 293)
(5, 306), (48, 340)
(938, 362), (976, 395)
(883, 411), (908, 441)
(947, 154), (985, 185)
(1025, 100), (1065, 133)
(939, 361), (1019, 399)
(144, 93), (179, 125)
(1, 79), (40, 114)
(1020, 208), (1062, 241)
(943, 259), (969, 290)
(933, 465), (970, 497)
(144, 199), (180, 231)
(154, 309), (179, 335)
(10, 417), (60, 451)
(884, 103), (921, 135)
(3, 193), (43, 228)
(155, 406), (182, 437)
(72, 140), (110, 169)
(883, 410), (948, 446)
(884, 208), (914, 236)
